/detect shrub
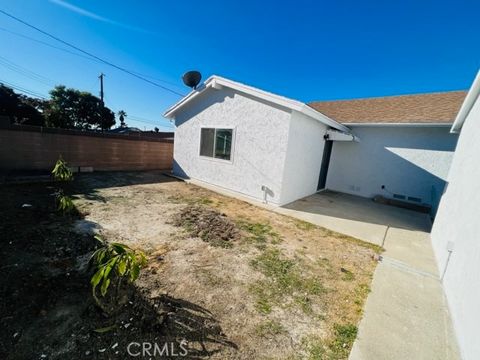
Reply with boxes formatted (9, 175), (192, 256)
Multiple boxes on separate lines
(90, 235), (147, 313)
(51, 156), (74, 215)
(56, 191), (75, 214)
(51, 156), (73, 182)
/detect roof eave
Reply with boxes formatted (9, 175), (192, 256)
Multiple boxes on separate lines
(343, 122), (454, 127)
(163, 75), (350, 132)
(451, 70), (480, 133)
(300, 105), (350, 132)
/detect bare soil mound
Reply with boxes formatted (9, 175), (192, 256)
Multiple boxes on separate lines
(172, 205), (239, 247)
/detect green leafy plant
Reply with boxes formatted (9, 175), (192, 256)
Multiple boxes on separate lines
(56, 191), (75, 214)
(90, 235), (147, 312)
(51, 156), (73, 182)
(51, 156), (75, 215)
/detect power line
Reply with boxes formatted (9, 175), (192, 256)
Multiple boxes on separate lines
(128, 115), (173, 127)
(0, 27), (99, 63)
(0, 27), (186, 92)
(0, 55), (57, 87)
(1, 78), (174, 130)
(0, 79), (48, 99)
(0, 79), (172, 128)
(0, 10), (186, 97)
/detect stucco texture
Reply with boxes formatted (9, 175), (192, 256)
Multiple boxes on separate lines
(280, 110), (327, 204)
(173, 88), (291, 204)
(431, 94), (480, 360)
(326, 125), (458, 212)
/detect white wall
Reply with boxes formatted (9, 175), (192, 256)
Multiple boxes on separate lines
(431, 94), (480, 360)
(326, 125), (458, 212)
(280, 110), (327, 205)
(173, 87), (291, 204)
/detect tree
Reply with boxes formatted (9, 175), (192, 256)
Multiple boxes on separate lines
(44, 85), (115, 130)
(154, 127), (159, 133)
(0, 84), (45, 126)
(117, 110), (127, 128)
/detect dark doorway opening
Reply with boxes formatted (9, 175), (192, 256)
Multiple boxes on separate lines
(317, 140), (333, 190)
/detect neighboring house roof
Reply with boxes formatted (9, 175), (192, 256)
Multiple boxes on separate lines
(164, 75), (351, 133)
(308, 91), (467, 125)
(451, 70), (480, 133)
(108, 126), (143, 133)
(108, 127), (175, 139)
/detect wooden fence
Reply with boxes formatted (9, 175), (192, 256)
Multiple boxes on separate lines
(0, 124), (174, 172)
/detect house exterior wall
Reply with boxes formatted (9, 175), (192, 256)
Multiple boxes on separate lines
(326, 125), (458, 212)
(173, 87), (291, 204)
(280, 110), (327, 205)
(431, 95), (480, 360)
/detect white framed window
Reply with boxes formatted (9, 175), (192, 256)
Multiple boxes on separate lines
(199, 127), (233, 161)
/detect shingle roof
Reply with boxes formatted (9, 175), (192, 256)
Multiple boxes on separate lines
(308, 91), (467, 124)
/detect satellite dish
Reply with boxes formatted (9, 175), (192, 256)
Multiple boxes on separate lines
(182, 71), (202, 90)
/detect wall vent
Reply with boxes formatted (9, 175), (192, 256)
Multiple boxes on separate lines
(407, 196), (422, 203)
(393, 194), (406, 200)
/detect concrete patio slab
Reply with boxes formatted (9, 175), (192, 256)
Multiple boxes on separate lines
(277, 191), (432, 245)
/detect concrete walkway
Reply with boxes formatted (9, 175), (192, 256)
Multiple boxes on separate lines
(276, 192), (460, 360)
(349, 228), (459, 360)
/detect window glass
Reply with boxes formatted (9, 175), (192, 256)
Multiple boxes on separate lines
(215, 129), (232, 160)
(200, 128), (215, 157)
(199, 127), (233, 160)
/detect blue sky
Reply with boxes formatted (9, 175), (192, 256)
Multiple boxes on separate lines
(1, 0), (479, 131)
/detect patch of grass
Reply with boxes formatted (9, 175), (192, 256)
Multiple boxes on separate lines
(255, 320), (285, 338)
(294, 295), (314, 314)
(249, 248), (325, 314)
(341, 268), (355, 281)
(190, 197), (214, 206)
(249, 283), (273, 314)
(302, 324), (358, 360)
(353, 283), (371, 307)
(237, 220), (282, 248)
(328, 323), (358, 359)
(323, 229), (383, 254)
(167, 195), (213, 206)
(295, 219), (316, 231)
(316, 257), (335, 277)
(302, 336), (325, 360)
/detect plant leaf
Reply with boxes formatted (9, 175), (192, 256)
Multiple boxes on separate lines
(93, 325), (117, 333)
(100, 277), (111, 297)
(91, 267), (105, 288)
(130, 264), (140, 282)
(117, 258), (127, 276)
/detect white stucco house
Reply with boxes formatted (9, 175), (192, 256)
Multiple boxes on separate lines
(164, 75), (464, 213)
(431, 71), (480, 360)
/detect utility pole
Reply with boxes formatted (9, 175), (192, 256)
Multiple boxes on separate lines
(98, 73), (105, 131)
(98, 73), (105, 104)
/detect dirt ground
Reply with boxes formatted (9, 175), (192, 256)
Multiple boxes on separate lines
(0, 171), (380, 359)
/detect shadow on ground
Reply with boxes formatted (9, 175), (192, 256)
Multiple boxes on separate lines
(282, 190), (432, 232)
(0, 180), (236, 359)
(71, 171), (180, 203)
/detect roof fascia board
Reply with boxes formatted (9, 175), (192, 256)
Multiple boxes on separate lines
(451, 70), (480, 133)
(164, 76), (350, 132)
(344, 123), (454, 127)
